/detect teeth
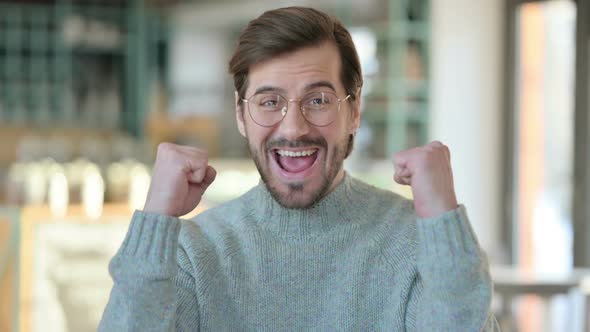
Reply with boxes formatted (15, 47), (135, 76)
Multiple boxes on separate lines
(276, 149), (317, 157)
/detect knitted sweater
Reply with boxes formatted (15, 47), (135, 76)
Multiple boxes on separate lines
(99, 173), (498, 331)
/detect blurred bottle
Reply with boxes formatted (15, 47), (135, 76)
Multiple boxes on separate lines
(81, 164), (104, 220)
(48, 169), (69, 217)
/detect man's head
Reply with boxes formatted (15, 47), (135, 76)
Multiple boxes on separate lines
(229, 6), (363, 209)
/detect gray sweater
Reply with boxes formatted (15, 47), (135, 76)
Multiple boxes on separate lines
(99, 173), (498, 331)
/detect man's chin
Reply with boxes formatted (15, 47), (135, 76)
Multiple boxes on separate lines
(265, 179), (325, 209)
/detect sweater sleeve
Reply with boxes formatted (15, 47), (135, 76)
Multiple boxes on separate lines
(405, 205), (499, 331)
(98, 210), (200, 332)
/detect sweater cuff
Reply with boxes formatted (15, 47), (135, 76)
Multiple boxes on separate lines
(416, 205), (483, 268)
(109, 210), (182, 280)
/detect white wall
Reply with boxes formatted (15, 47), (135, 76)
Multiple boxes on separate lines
(430, 0), (503, 260)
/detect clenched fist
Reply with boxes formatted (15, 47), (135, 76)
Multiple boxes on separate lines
(143, 143), (217, 217)
(393, 141), (458, 218)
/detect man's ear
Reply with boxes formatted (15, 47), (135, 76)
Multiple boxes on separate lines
(235, 91), (247, 138)
(349, 87), (362, 134)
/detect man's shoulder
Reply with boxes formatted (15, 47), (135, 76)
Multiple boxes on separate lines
(194, 192), (251, 224)
(344, 176), (421, 248)
(347, 177), (419, 264)
(347, 176), (415, 217)
(178, 187), (255, 247)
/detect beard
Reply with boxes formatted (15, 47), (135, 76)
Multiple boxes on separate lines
(247, 133), (350, 209)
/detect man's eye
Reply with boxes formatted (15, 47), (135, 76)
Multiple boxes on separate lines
(260, 100), (278, 107)
(306, 97), (329, 107)
(306, 93), (335, 107)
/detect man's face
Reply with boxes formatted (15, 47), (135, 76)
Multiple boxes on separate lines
(235, 41), (361, 208)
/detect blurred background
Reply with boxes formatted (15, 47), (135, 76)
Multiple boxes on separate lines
(0, 0), (589, 331)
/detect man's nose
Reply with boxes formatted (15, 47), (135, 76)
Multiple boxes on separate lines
(277, 101), (311, 140)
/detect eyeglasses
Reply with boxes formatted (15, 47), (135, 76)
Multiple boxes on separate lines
(240, 91), (351, 127)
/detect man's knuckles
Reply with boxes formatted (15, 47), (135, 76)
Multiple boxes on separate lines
(393, 142), (452, 179)
(158, 142), (207, 157)
(156, 144), (209, 169)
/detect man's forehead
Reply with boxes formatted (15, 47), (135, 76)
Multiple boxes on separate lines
(246, 43), (343, 96)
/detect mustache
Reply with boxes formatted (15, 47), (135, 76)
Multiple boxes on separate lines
(266, 137), (327, 150)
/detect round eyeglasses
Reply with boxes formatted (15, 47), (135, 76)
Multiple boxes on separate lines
(240, 91), (351, 127)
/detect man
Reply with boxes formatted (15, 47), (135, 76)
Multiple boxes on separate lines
(99, 6), (498, 331)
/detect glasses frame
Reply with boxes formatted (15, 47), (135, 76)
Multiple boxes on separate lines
(239, 91), (351, 127)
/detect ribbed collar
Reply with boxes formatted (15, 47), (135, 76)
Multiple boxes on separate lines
(245, 172), (369, 239)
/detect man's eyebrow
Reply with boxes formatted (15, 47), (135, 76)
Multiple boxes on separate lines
(304, 81), (336, 92)
(252, 81), (336, 96)
(253, 86), (287, 95)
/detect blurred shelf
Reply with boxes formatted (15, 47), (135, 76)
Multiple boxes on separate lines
(369, 21), (430, 41)
(0, 1), (164, 137)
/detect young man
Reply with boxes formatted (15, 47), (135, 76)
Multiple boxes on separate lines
(99, 7), (498, 331)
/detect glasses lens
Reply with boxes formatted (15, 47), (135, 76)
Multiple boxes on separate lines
(249, 94), (286, 126)
(301, 92), (338, 126)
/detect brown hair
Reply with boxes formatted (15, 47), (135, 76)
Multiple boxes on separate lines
(228, 6), (363, 105)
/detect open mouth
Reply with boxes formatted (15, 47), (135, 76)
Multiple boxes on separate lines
(272, 148), (319, 176)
